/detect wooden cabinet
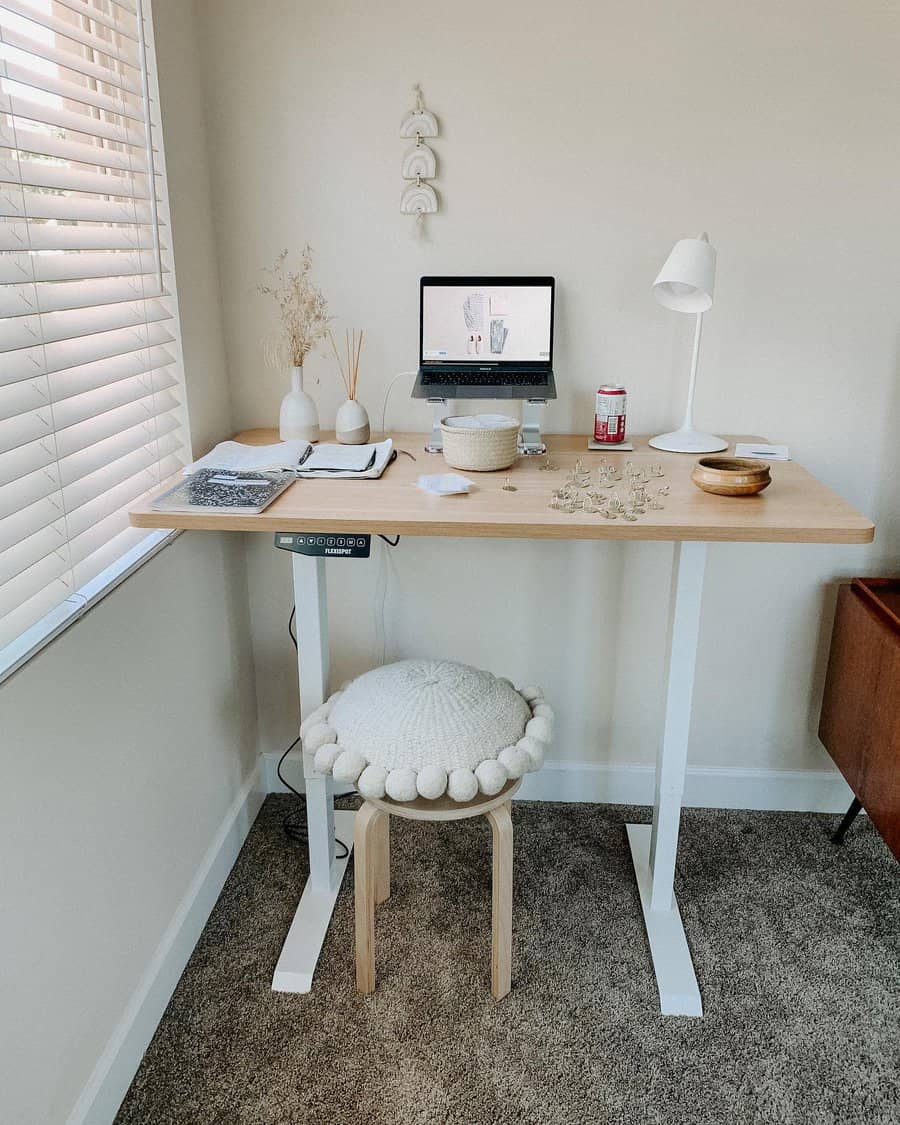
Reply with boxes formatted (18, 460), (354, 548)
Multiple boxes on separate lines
(819, 579), (900, 859)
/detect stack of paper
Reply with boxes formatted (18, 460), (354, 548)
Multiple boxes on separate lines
(185, 439), (310, 474)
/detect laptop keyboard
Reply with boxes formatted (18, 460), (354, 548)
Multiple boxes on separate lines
(421, 370), (547, 387)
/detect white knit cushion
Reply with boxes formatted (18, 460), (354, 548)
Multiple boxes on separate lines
(306, 658), (552, 801)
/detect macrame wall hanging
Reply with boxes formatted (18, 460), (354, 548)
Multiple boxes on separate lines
(400, 84), (439, 236)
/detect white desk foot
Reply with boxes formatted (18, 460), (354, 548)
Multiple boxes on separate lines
(626, 823), (702, 1017)
(272, 809), (356, 993)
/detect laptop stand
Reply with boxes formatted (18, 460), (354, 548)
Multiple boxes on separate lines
(425, 397), (548, 456)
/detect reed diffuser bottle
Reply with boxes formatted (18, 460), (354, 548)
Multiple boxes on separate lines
(330, 329), (371, 444)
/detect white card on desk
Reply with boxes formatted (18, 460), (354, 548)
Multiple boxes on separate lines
(734, 443), (791, 461)
(416, 473), (472, 496)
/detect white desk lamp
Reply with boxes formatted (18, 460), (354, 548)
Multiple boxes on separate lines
(649, 233), (727, 454)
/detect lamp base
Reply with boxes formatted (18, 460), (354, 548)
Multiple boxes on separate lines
(648, 427), (728, 454)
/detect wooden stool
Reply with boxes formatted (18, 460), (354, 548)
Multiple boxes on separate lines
(354, 779), (520, 1000)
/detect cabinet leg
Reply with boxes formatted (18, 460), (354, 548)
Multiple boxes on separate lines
(831, 797), (862, 845)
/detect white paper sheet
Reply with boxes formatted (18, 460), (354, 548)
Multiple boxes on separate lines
(185, 439), (311, 474)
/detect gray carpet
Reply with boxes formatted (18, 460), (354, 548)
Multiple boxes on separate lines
(115, 796), (899, 1125)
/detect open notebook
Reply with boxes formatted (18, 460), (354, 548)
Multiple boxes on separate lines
(184, 439), (394, 479)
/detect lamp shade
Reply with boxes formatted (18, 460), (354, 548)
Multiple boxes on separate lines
(652, 235), (716, 313)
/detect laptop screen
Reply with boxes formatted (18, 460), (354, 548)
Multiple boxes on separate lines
(420, 278), (554, 365)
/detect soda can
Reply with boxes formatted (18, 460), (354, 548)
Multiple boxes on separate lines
(594, 384), (627, 443)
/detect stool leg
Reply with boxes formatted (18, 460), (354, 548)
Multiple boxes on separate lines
(486, 801), (513, 1000)
(354, 802), (382, 994)
(375, 812), (391, 904)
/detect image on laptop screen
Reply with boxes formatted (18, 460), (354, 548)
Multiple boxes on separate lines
(421, 280), (553, 364)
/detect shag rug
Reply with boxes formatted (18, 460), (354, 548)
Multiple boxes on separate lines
(115, 795), (899, 1125)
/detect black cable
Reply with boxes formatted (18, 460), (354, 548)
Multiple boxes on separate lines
(378, 534), (400, 547)
(279, 605), (349, 860)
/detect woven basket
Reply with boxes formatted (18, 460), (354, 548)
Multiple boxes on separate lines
(441, 415), (519, 472)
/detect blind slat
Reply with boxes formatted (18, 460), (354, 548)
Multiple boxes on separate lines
(0, 540), (72, 618)
(0, 567), (72, 648)
(0, 488), (64, 551)
(0, 219), (158, 252)
(59, 417), (181, 488)
(1, 62), (145, 122)
(1, 156), (151, 198)
(0, 296), (173, 355)
(0, 516), (67, 586)
(1, 273), (168, 317)
(0, 28), (143, 94)
(0, 432), (55, 487)
(1, 184), (155, 223)
(0, 91), (146, 145)
(54, 387), (180, 458)
(0, 1), (140, 64)
(26, 0), (140, 42)
(0, 248), (158, 284)
(0, 457), (57, 518)
(0, 121), (150, 173)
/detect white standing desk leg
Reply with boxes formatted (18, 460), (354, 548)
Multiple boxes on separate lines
(626, 540), (707, 1017)
(272, 553), (355, 993)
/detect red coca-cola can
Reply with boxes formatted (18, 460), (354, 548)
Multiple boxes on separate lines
(594, 384), (627, 443)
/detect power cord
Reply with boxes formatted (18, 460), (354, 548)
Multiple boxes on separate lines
(279, 607), (349, 860)
(379, 370), (417, 436)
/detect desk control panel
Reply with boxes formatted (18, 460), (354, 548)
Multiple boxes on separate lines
(274, 532), (371, 558)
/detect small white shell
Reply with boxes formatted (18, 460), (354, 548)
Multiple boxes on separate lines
(357, 764), (388, 800)
(520, 685), (544, 703)
(304, 723), (337, 752)
(385, 768), (418, 802)
(332, 749), (367, 784)
(416, 765), (448, 799)
(313, 743), (342, 774)
(475, 759), (508, 796)
(447, 768), (478, 802)
(299, 705), (328, 739)
(532, 702), (554, 719)
(525, 716), (553, 743)
(498, 745), (530, 779)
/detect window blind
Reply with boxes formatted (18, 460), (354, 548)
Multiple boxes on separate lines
(0, 0), (188, 653)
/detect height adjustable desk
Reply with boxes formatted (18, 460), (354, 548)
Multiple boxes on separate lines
(130, 432), (874, 1016)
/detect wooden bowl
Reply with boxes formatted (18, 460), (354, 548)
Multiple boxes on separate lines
(691, 456), (772, 496)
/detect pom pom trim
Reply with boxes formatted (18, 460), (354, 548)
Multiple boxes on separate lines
(310, 683), (552, 799)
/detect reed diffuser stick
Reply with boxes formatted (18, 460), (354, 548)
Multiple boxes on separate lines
(328, 328), (365, 401)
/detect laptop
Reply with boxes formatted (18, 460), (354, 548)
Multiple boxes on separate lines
(412, 276), (557, 400)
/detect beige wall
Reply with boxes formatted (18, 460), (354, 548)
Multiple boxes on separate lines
(0, 2), (257, 1121)
(196, 0), (899, 770)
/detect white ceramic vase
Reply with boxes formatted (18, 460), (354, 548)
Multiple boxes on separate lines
(280, 366), (319, 442)
(335, 398), (370, 445)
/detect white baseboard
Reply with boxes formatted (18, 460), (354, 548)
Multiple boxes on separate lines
(264, 750), (853, 813)
(66, 762), (266, 1125)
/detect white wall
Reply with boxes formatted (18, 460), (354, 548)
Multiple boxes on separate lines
(196, 0), (899, 772)
(0, 2), (258, 1122)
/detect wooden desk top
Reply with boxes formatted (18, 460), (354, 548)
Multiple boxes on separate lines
(129, 430), (875, 544)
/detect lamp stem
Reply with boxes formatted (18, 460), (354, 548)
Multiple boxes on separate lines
(681, 311), (704, 431)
